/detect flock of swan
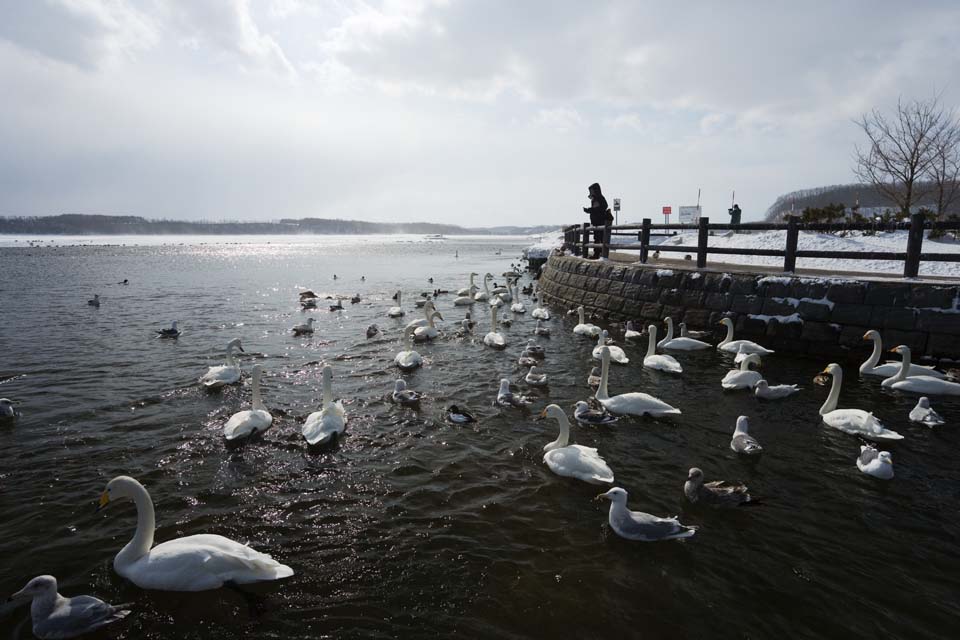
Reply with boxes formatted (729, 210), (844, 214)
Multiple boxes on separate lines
(4, 267), (957, 638)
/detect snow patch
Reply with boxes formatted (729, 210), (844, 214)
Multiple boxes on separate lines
(656, 269), (675, 277)
(688, 272), (702, 280)
(772, 296), (835, 310)
(748, 313), (803, 324)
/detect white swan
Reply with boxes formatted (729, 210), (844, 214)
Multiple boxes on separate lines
(819, 363), (902, 440)
(474, 273), (492, 302)
(531, 305), (550, 320)
(643, 325), (681, 373)
(859, 330), (945, 378)
(754, 379), (800, 399)
(624, 321), (643, 341)
(721, 354), (762, 390)
(573, 306), (602, 337)
(9, 575), (130, 639)
(592, 330), (629, 364)
(414, 309), (444, 341)
(510, 283), (526, 313)
(302, 365), (346, 446)
(388, 290), (406, 318)
(457, 272), (479, 296)
(97, 476), (293, 591)
(453, 292), (475, 306)
(659, 317), (710, 351)
(483, 304), (506, 349)
(596, 346), (680, 417)
(882, 346), (960, 395)
(292, 317), (315, 335)
(394, 326), (423, 372)
(717, 318), (774, 355)
(199, 338), (244, 389)
(540, 404), (614, 485)
(596, 487), (696, 541)
(223, 365), (273, 440)
(405, 300), (436, 330)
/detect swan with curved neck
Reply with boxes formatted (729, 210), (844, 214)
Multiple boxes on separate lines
(484, 304), (506, 348)
(643, 325), (682, 373)
(660, 317), (711, 351)
(596, 346), (680, 417)
(457, 272), (478, 296)
(540, 404), (614, 484)
(405, 300), (436, 330)
(223, 365), (273, 440)
(573, 306), (602, 337)
(819, 363), (902, 440)
(860, 330), (946, 378)
(716, 318), (774, 355)
(882, 346), (960, 395)
(720, 354), (762, 390)
(387, 291), (405, 318)
(592, 330), (629, 364)
(200, 338), (244, 388)
(302, 365), (347, 446)
(510, 283), (526, 313)
(414, 309), (444, 341)
(97, 476), (293, 591)
(395, 326), (423, 371)
(474, 273), (492, 302)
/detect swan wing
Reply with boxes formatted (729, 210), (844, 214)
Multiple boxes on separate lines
(822, 409), (903, 440)
(892, 376), (960, 396)
(200, 365), (240, 387)
(644, 355), (682, 373)
(223, 410), (273, 440)
(601, 392), (681, 417)
(543, 446), (614, 484)
(662, 337), (711, 351)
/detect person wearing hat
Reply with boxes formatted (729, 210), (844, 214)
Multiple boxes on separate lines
(583, 182), (613, 259)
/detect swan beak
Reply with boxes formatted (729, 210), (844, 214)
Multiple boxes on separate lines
(819, 368), (830, 374)
(96, 492), (110, 512)
(862, 333), (869, 340)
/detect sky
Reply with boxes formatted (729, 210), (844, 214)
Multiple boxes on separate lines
(1, 0), (959, 226)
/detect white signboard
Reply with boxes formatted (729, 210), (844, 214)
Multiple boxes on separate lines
(679, 205), (701, 224)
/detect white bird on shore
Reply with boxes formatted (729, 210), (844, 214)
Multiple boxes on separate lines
(223, 365), (273, 440)
(540, 404), (614, 484)
(97, 475), (293, 591)
(819, 363), (902, 441)
(9, 575), (131, 639)
(856, 445), (894, 480)
(199, 338), (244, 389)
(596, 487), (696, 541)
(643, 325), (681, 373)
(860, 330), (945, 378)
(882, 346), (960, 395)
(717, 317), (773, 355)
(596, 346), (680, 417)
(721, 354), (762, 390)
(573, 306), (602, 338)
(909, 397), (944, 426)
(593, 330), (629, 364)
(753, 379), (800, 399)
(730, 416), (762, 456)
(292, 317), (315, 335)
(387, 290), (405, 317)
(302, 365), (346, 446)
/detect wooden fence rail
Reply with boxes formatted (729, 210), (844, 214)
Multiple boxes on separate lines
(561, 213), (960, 278)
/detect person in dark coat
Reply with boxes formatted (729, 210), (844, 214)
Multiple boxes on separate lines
(583, 182), (613, 259)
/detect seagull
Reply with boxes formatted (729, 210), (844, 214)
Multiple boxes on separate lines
(856, 445), (894, 480)
(496, 379), (532, 408)
(0, 398), (21, 418)
(525, 366), (548, 386)
(391, 379), (422, 406)
(533, 320), (551, 336)
(87, 294), (100, 307)
(329, 299), (343, 311)
(596, 487), (697, 541)
(292, 318), (316, 335)
(909, 396), (944, 426)
(754, 380), (800, 400)
(586, 367), (601, 389)
(365, 323), (380, 339)
(8, 575), (131, 639)
(573, 400), (618, 425)
(684, 467), (752, 507)
(155, 321), (181, 338)
(730, 416), (762, 456)
(521, 341), (545, 359)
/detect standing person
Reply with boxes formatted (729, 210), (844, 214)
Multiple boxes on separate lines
(583, 182), (613, 259)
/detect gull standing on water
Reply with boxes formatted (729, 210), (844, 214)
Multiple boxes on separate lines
(8, 575), (131, 639)
(856, 445), (894, 480)
(87, 294), (100, 307)
(292, 317), (316, 335)
(596, 487), (697, 541)
(909, 397), (944, 426)
(730, 416), (762, 456)
(683, 468), (753, 507)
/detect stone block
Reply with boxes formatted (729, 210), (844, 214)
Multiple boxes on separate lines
(870, 306), (917, 331)
(641, 302), (663, 319)
(864, 283), (911, 306)
(839, 325), (871, 348)
(638, 286), (662, 302)
(731, 295), (763, 315)
(793, 279), (829, 299)
(683, 308), (713, 329)
(756, 278), (792, 298)
(766, 317), (804, 340)
(580, 291), (597, 307)
(762, 298), (800, 317)
(682, 290), (705, 308)
(702, 273), (728, 292)
(882, 329), (927, 353)
(909, 285), (957, 310)
(657, 272), (681, 289)
(737, 315), (768, 336)
(662, 305), (684, 321)
(609, 267), (625, 281)
(703, 292), (732, 311)
(575, 261), (589, 275)
(593, 278), (611, 294)
(682, 273), (705, 291)
(728, 276), (757, 295)
(831, 303), (873, 326)
(629, 269), (647, 284)
(797, 300), (831, 322)
(606, 281), (625, 297)
(827, 282), (866, 304)
(639, 269), (659, 286)
(927, 333), (960, 358)
(916, 309), (960, 335)
(622, 301), (644, 318)
(659, 288), (684, 306)
(621, 283), (641, 300)
(802, 321), (841, 342)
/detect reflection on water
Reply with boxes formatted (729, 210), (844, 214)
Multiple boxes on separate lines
(0, 236), (958, 639)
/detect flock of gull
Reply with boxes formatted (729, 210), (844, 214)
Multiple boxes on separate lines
(2, 266), (957, 639)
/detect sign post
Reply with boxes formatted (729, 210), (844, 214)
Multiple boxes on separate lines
(662, 206), (672, 225)
(613, 198), (621, 226)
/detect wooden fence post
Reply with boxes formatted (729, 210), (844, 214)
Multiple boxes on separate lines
(904, 212), (925, 278)
(784, 215), (799, 272)
(602, 224), (611, 259)
(696, 217), (709, 268)
(640, 218), (651, 263)
(581, 222), (590, 258)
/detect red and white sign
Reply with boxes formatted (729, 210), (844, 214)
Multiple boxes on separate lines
(662, 206), (672, 215)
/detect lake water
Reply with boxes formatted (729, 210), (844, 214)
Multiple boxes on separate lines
(0, 235), (958, 639)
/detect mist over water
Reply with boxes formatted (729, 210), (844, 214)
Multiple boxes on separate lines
(1, 235), (958, 639)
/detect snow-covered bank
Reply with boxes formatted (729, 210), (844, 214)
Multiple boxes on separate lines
(523, 231), (563, 259)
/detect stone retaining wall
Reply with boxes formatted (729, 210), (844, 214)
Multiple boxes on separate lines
(538, 255), (960, 361)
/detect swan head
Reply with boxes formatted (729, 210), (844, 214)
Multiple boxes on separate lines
(686, 467), (704, 483)
(889, 344), (910, 357)
(470, 272), (479, 277)
(719, 317), (733, 328)
(394, 379), (407, 392)
(227, 338), (244, 352)
(540, 404), (565, 420)
(484, 273), (493, 280)
(98, 475), (145, 511)
(10, 575), (57, 601)
(863, 329), (879, 341)
(821, 363), (840, 377)
(574, 400), (590, 412)
(404, 325), (416, 339)
(647, 324), (657, 338)
(664, 316), (673, 328)
(432, 311), (444, 322)
(307, 318), (315, 326)
(596, 487), (627, 504)
(171, 321), (179, 329)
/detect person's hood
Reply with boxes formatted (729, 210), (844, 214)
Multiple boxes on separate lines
(588, 183), (602, 196)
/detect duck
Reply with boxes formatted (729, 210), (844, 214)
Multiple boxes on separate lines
(573, 400), (618, 425)
(856, 445), (894, 480)
(302, 365), (346, 446)
(365, 323), (380, 339)
(624, 321), (643, 341)
(223, 365), (273, 441)
(716, 317), (774, 355)
(721, 354), (763, 390)
(97, 475), (293, 591)
(596, 487), (696, 541)
(0, 398), (21, 418)
(292, 317), (316, 335)
(593, 330), (629, 364)
(540, 404), (614, 485)
(496, 379), (532, 407)
(531, 305), (550, 321)
(387, 290), (405, 317)
(414, 309), (444, 342)
(9, 575), (131, 639)
(87, 294), (100, 307)
(881, 346), (960, 395)
(642, 325), (681, 373)
(445, 405), (476, 424)
(525, 366), (548, 386)
(586, 367), (601, 389)
(596, 346), (680, 417)
(405, 300), (437, 330)
(394, 326), (423, 372)
(156, 321), (182, 339)
(483, 304), (506, 349)
(573, 306), (602, 338)
(909, 396), (944, 426)
(474, 273), (493, 302)
(684, 468), (752, 507)
(730, 416), (762, 455)
(350, 294), (361, 304)
(658, 317), (710, 350)
(753, 379), (800, 399)
(329, 299), (344, 311)
(818, 363), (902, 440)
(391, 379), (422, 406)
(199, 338), (244, 389)
(860, 330), (945, 378)
(457, 272), (479, 296)
(533, 320), (550, 336)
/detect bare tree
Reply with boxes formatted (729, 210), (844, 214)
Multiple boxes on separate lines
(853, 96), (952, 217)
(926, 118), (960, 219)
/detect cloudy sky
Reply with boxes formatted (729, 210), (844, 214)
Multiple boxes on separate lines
(1, 0), (958, 226)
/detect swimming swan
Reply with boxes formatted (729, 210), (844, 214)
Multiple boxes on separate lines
(721, 354), (762, 390)
(540, 404), (614, 485)
(593, 330), (629, 364)
(596, 346), (680, 417)
(302, 365), (346, 446)
(457, 272), (479, 296)
(199, 338), (244, 389)
(223, 365), (273, 440)
(717, 318), (774, 355)
(819, 363), (902, 440)
(659, 317), (710, 351)
(405, 300), (436, 330)
(882, 345), (960, 395)
(573, 306), (602, 338)
(474, 273), (492, 302)
(860, 330), (945, 378)
(643, 325), (681, 373)
(387, 290), (405, 318)
(483, 304), (506, 349)
(414, 309), (444, 341)
(395, 326), (423, 372)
